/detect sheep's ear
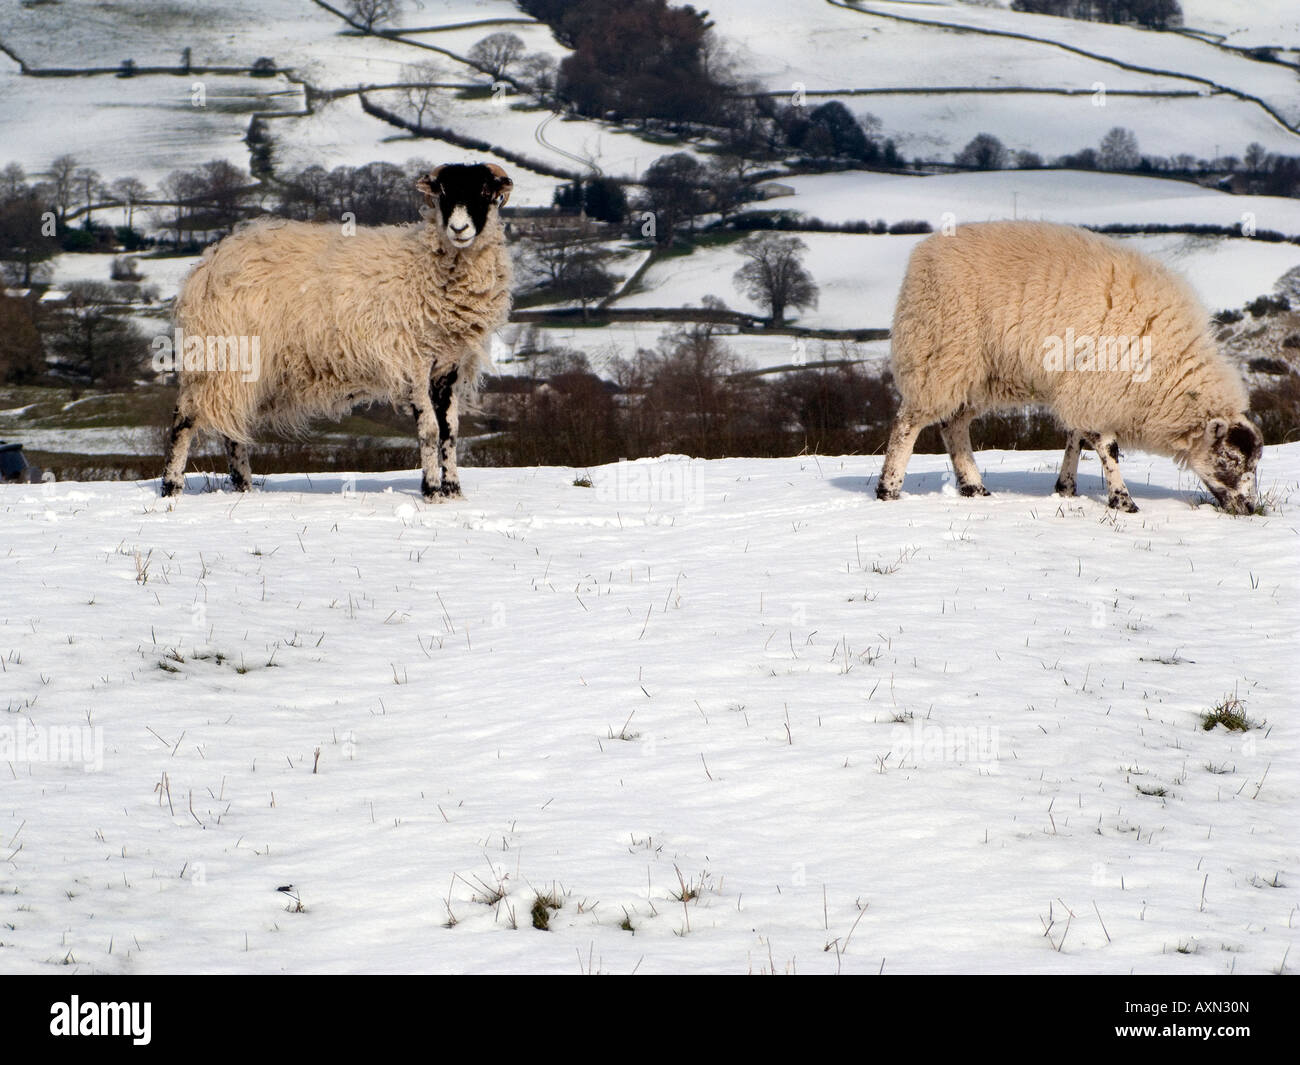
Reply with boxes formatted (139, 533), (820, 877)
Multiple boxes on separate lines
(415, 166), (444, 207)
(1226, 419), (1262, 457)
(486, 163), (512, 207)
(1207, 416), (1229, 443)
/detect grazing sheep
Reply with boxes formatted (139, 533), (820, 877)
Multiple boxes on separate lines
(160, 162), (513, 500)
(877, 221), (1262, 514)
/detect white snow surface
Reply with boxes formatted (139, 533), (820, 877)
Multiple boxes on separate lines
(858, 1), (1300, 128)
(0, 447), (1296, 974)
(773, 169), (1300, 236)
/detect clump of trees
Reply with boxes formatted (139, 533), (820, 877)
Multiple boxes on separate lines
(477, 329), (1079, 468)
(0, 291), (44, 384)
(520, 0), (738, 127)
(1011, 0), (1182, 31)
(275, 160), (425, 226)
(159, 159), (252, 246)
(946, 128), (1300, 197)
(516, 218), (621, 319)
(955, 133), (1009, 170)
(42, 281), (148, 388)
(774, 102), (902, 168)
(552, 177), (628, 225)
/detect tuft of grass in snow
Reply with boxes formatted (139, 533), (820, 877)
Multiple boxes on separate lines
(572, 475), (593, 488)
(608, 710), (639, 741)
(1199, 697), (1255, 732)
(531, 886), (563, 931)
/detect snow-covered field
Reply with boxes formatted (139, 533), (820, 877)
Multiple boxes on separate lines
(818, 89), (1300, 162)
(608, 225), (1300, 332)
(1, 447), (1295, 974)
(773, 169), (1300, 236)
(0, 63), (305, 187)
(708, 0), (1187, 93)
(614, 234), (924, 329)
(857, 0), (1300, 128)
(1177, 0), (1300, 50)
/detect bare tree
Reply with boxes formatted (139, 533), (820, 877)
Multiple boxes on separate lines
(955, 133), (1007, 170)
(0, 197), (58, 286)
(732, 234), (819, 327)
(0, 163), (27, 203)
(521, 219), (599, 287)
(468, 32), (526, 79)
(1243, 141), (1269, 175)
(0, 291), (44, 384)
(193, 159), (251, 235)
(110, 176), (151, 229)
(1099, 126), (1140, 170)
(74, 166), (103, 223)
(347, 0), (399, 33)
(48, 154), (79, 223)
(161, 169), (205, 246)
(401, 61), (443, 130)
(517, 52), (558, 99)
(638, 153), (709, 244)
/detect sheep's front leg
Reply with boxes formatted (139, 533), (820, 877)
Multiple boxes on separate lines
(938, 408), (989, 497)
(431, 367), (462, 499)
(412, 385), (442, 501)
(225, 437), (251, 492)
(161, 407), (196, 497)
(414, 367), (462, 502)
(1055, 433), (1083, 496)
(877, 405), (926, 500)
(1082, 431), (1137, 512)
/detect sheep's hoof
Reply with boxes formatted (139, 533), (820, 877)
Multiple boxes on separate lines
(958, 483), (991, 497)
(1053, 479), (1076, 497)
(1108, 492), (1139, 513)
(161, 480), (181, 498)
(425, 481), (462, 502)
(876, 484), (899, 501)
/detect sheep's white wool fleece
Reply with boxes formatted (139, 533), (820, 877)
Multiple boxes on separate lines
(173, 211), (511, 442)
(890, 221), (1248, 459)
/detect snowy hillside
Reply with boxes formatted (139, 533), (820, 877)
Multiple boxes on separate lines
(0, 447), (1296, 974)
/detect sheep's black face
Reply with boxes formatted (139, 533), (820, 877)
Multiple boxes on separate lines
(416, 163), (512, 250)
(1189, 416), (1263, 515)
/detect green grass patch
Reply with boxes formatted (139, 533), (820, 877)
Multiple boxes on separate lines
(1200, 697), (1255, 732)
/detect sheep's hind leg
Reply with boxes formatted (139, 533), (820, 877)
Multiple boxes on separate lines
(1055, 433), (1082, 496)
(939, 409), (989, 497)
(877, 406), (926, 500)
(225, 437), (252, 492)
(430, 367), (462, 500)
(1083, 431), (1137, 512)
(161, 407), (196, 497)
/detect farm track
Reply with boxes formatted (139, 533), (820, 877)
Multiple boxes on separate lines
(534, 112), (603, 176)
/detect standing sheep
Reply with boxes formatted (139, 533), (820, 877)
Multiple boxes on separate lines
(160, 162), (513, 500)
(877, 221), (1262, 514)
